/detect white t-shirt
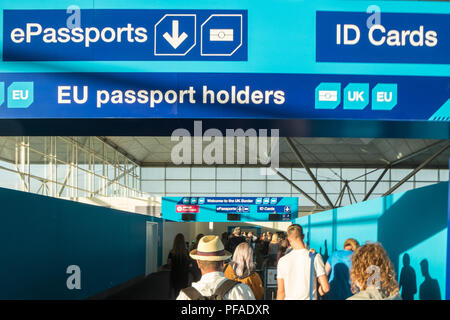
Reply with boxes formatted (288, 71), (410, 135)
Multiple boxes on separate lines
(277, 248), (326, 300)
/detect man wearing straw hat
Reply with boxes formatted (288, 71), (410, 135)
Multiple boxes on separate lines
(177, 235), (255, 300)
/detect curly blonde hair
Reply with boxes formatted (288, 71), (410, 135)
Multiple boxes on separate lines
(350, 242), (399, 297)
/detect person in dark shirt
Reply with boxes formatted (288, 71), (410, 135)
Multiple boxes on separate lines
(226, 227), (246, 254)
(188, 233), (205, 282)
(167, 233), (190, 298)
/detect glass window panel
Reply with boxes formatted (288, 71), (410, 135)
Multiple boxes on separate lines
(166, 193), (190, 197)
(348, 181), (365, 194)
(267, 167), (290, 180)
(366, 181), (390, 194)
(390, 169), (414, 182)
(415, 181), (437, 189)
(166, 167), (190, 180)
(216, 180), (240, 193)
(29, 177), (44, 194)
(297, 194), (315, 207)
(327, 193), (340, 204)
(242, 180), (266, 193)
(77, 171), (88, 192)
(142, 180), (165, 194)
(78, 150), (89, 171)
(341, 168), (365, 181)
(394, 182), (414, 193)
(292, 168), (309, 180)
(56, 163), (70, 184)
(321, 181), (341, 194)
(217, 167), (241, 180)
(191, 180), (215, 193)
(439, 169), (449, 181)
(191, 167), (215, 179)
(0, 158), (15, 170)
(317, 168), (340, 181)
(242, 167), (266, 180)
(267, 181), (291, 193)
(291, 181), (316, 194)
(0, 170), (21, 190)
(141, 167), (165, 180)
(415, 169), (438, 182)
(166, 180), (190, 193)
(366, 168), (389, 182)
(216, 193), (241, 197)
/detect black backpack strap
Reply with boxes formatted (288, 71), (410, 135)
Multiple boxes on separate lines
(180, 286), (205, 300)
(214, 279), (239, 300)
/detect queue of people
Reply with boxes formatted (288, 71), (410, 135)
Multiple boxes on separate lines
(167, 223), (402, 300)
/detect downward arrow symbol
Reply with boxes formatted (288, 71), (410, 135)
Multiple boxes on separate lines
(163, 20), (188, 49)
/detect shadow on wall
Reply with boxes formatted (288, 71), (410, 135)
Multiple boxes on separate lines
(377, 183), (447, 300)
(318, 239), (329, 263)
(399, 253), (417, 300)
(419, 259), (441, 300)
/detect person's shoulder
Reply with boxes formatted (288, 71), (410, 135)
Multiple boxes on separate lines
(278, 250), (293, 264)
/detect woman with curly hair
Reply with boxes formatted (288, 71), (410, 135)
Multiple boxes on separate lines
(347, 242), (401, 300)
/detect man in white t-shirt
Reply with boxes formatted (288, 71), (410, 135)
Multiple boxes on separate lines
(276, 224), (330, 300)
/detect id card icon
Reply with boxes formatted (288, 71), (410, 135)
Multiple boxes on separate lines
(315, 83), (341, 109)
(318, 90), (338, 102)
(210, 29), (234, 41)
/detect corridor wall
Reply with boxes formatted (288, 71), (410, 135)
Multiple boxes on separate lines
(294, 181), (448, 300)
(0, 187), (163, 299)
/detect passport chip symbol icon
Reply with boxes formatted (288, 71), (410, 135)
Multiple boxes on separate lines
(210, 29), (234, 41)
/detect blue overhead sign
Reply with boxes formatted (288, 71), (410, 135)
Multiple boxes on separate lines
(3, 9), (247, 61)
(0, 72), (447, 122)
(162, 197), (299, 222)
(0, 0), (449, 126)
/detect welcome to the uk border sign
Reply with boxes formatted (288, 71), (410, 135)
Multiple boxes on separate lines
(0, 0), (449, 122)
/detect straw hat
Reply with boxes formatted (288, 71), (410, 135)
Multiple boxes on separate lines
(190, 235), (232, 261)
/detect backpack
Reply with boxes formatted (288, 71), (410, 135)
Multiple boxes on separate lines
(180, 279), (239, 300)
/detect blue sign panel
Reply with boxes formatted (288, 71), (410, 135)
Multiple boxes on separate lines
(316, 11), (450, 64)
(0, 72), (447, 122)
(161, 197), (299, 222)
(3, 9), (247, 61)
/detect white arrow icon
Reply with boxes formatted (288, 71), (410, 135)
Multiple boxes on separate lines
(163, 20), (188, 49)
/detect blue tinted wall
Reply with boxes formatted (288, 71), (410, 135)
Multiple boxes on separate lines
(0, 187), (163, 299)
(294, 182), (448, 300)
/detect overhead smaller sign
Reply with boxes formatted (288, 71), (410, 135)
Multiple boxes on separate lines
(162, 197), (299, 222)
